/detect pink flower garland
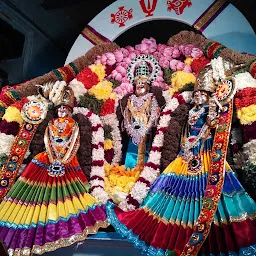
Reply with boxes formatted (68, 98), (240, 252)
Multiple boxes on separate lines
(96, 38), (203, 99)
(119, 92), (192, 211)
(73, 107), (110, 204)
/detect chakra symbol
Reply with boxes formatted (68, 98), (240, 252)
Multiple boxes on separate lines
(111, 6), (133, 27)
(167, 0), (192, 15)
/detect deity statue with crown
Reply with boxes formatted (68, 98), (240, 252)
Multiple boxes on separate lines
(107, 57), (256, 255)
(0, 84), (109, 255)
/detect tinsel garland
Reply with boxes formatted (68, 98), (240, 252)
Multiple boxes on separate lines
(73, 107), (110, 204)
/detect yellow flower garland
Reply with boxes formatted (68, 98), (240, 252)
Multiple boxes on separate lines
(89, 63), (106, 81)
(104, 139), (113, 150)
(185, 57), (194, 66)
(237, 104), (256, 125)
(3, 106), (23, 124)
(104, 163), (141, 203)
(169, 71), (196, 96)
(88, 81), (113, 101)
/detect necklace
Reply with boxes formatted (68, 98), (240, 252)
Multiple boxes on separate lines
(124, 93), (159, 145)
(130, 93), (152, 109)
(54, 119), (69, 133)
(181, 123), (209, 162)
(188, 106), (205, 126)
(44, 119), (79, 177)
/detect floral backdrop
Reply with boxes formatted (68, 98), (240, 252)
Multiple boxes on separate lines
(0, 34), (255, 207)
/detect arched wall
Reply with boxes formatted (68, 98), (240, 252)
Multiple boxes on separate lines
(65, 0), (255, 65)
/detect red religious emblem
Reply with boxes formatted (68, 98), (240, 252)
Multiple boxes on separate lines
(167, 0), (192, 15)
(140, 0), (158, 17)
(111, 6), (133, 27)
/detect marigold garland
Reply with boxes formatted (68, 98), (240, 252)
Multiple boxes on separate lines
(89, 63), (106, 81)
(100, 99), (115, 116)
(88, 81), (113, 101)
(76, 67), (99, 90)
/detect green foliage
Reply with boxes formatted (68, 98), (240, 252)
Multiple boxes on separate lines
(104, 124), (113, 140)
(0, 153), (8, 168)
(163, 68), (174, 85)
(78, 94), (104, 115)
(178, 82), (195, 93)
(108, 78), (121, 89)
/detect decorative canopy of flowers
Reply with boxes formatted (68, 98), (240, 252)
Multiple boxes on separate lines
(66, 37), (208, 204)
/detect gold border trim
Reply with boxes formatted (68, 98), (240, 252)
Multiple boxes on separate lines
(194, 0), (228, 31)
(8, 219), (109, 256)
(82, 28), (105, 45)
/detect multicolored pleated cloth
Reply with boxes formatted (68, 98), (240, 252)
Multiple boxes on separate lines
(107, 114), (256, 256)
(0, 153), (108, 255)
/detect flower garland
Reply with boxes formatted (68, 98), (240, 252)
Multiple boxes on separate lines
(119, 91), (191, 211)
(101, 114), (122, 165)
(73, 107), (110, 204)
(96, 38), (203, 98)
(233, 71), (256, 200)
(0, 97), (29, 169)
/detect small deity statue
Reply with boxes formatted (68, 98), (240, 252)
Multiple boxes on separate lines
(0, 86), (108, 255)
(123, 60), (160, 170)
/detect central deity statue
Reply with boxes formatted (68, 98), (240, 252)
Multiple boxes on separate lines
(123, 58), (160, 170)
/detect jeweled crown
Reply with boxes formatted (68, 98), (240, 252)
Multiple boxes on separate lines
(135, 61), (150, 82)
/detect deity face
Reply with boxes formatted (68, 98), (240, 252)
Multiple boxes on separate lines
(135, 80), (150, 96)
(57, 105), (72, 118)
(193, 90), (209, 106)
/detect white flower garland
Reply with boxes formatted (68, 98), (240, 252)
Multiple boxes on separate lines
(0, 133), (15, 156)
(243, 140), (256, 164)
(101, 113), (122, 164)
(211, 56), (226, 82)
(49, 81), (66, 105)
(68, 78), (88, 102)
(235, 72), (256, 91)
(73, 107), (110, 204)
